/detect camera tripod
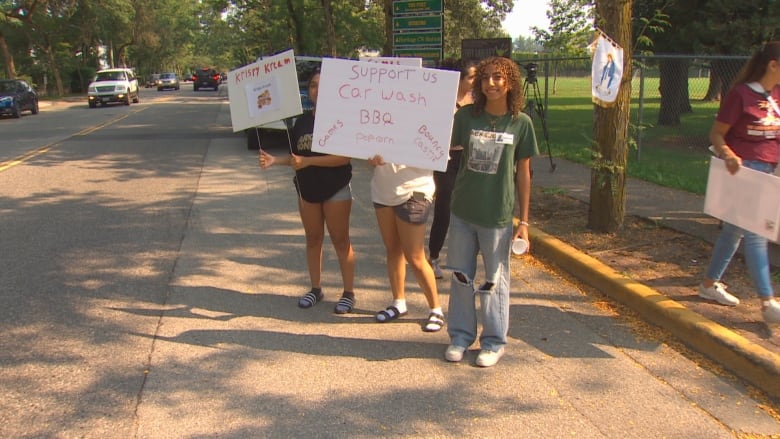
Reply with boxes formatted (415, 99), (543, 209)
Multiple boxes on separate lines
(523, 75), (556, 172)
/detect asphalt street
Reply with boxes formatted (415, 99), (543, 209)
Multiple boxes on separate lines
(1, 95), (777, 437)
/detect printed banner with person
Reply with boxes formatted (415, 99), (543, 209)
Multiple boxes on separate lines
(311, 58), (459, 171)
(226, 49), (302, 132)
(590, 30), (623, 107)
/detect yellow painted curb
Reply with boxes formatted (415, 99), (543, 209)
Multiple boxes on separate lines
(528, 225), (780, 399)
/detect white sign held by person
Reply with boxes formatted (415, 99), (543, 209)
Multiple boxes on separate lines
(704, 156), (780, 241)
(311, 58), (459, 172)
(227, 49), (302, 132)
(358, 56), (422, 67)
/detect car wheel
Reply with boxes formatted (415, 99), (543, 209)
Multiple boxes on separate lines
(31, 99), (39, 114)
(133, 92), (139, 103)
(89, 101), (97, 108)
(194, 85), (199, 91)
(12, 101), (21, 118)
(125, 95), (131, 105)
(158, 87), (162, 92)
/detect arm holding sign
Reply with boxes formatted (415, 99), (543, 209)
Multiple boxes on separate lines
(709, 120), (742, 174)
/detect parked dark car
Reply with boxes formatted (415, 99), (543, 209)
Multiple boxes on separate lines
(0, 79), (39, 118)
(193, 68), (220, 91)
(157, 72), (180, 91)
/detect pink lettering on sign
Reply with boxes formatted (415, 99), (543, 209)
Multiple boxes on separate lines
(380, 89), (427, 107)
(360, 109), (394, 125)
(234, 66), (261, 84)
(339, 84), (374, 100)
(349, 65), (415, 84)
(356, 133), (395, 144)
(415, 124), (446, 161)
(264, 56), (292, 74)
(318, 120), (345, 148)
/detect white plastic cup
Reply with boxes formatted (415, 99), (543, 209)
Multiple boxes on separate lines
(511, 238), (529, 255)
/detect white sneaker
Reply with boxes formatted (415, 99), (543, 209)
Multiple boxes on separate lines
(762, 300), (780, 324)
(430, 259), (443, 279)
(475, 347), (505, 367)
(444, 345), (466, 362)
(698, 282), (740, 306)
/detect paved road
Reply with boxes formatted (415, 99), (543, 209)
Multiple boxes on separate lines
(1, 94), (778, 437)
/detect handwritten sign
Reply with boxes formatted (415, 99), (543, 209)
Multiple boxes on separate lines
(311, 58), (458, 171)
(227, 49), (302, 132)
(358, 56), (422, 67)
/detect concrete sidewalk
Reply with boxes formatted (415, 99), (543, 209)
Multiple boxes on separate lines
(129, 102), (779, 437)
(528, 156), (780, 399)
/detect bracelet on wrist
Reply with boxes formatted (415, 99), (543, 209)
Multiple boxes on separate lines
(519, 220), (530, 226)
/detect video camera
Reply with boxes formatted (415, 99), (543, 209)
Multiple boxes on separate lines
(524, 63), (538, 82)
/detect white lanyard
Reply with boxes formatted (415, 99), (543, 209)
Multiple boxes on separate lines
(747, 82), (780, 118)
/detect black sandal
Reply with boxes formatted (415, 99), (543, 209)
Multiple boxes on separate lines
(298, 289), (323, 309)
(375, 306), (407, 322)
(334, 293), (355, 314)
(423, 312), (445, 332)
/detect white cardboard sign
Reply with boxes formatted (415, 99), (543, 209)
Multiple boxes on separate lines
(311, 58), (459, 172)
(703, 156), (780, 241)
(227, 49), (302, 132)
(358, 56), (422, 67)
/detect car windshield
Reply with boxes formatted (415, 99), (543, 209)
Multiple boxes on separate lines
(95, 71), (127, 81)
(0, 81), (16, 93)
(161, 73), (176, 79)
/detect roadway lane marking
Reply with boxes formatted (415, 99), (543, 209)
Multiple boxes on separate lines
(0, 106), (148, 172)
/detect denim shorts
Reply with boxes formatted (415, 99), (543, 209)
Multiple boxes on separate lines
(374, 193), (432, 224)
(326, 183), (352, 202)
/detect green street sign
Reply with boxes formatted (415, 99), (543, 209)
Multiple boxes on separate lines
(393, 47), (443, 61)
(393, 0), (443, 14)
(393, 15), (443, 31)
(393, 31), (443, 47)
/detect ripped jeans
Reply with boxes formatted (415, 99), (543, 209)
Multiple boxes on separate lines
(446, 214), (513, 352)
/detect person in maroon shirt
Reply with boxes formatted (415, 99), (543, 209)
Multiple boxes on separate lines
(698, 41), (780, 325)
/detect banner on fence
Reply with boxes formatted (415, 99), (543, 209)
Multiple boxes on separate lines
(590, 30), (623, 108)
(704, 156), (780, 241)
(227, 49), (302, 132)
(311, 58), (459, 171)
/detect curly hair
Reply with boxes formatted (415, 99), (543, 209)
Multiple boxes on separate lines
(471, 57), (524, 119)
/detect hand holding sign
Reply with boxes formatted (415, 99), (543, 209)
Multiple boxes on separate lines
(312, 58), (459, 171)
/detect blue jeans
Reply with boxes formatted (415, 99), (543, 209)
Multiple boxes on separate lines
(706, 160), (776, 299)
(446, 214), (513, 352)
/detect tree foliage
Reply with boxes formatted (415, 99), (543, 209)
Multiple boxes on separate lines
(532, 0), (593, 55)
(0, 0), (514, 95)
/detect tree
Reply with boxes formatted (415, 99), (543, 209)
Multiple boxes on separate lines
(531, 0), (593, 93)
(589, 0), (632, 232)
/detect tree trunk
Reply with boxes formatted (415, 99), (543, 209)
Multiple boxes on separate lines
(383, 0), (393, 55)
(657, 58), (691, 126)
(703, 68), (721, 102)
(710, 58), (745, 101)
(321, 0), (337, 57)
(0, 31), (17, 79)
(285, 0), (305, 54)
(43, 43), (65, 97)
(589, 0), (632, 233)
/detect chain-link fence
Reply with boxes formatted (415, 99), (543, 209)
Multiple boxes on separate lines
(515, 54), (751, 161)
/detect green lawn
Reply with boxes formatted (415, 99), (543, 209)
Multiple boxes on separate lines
(532, 76), (719, 194)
